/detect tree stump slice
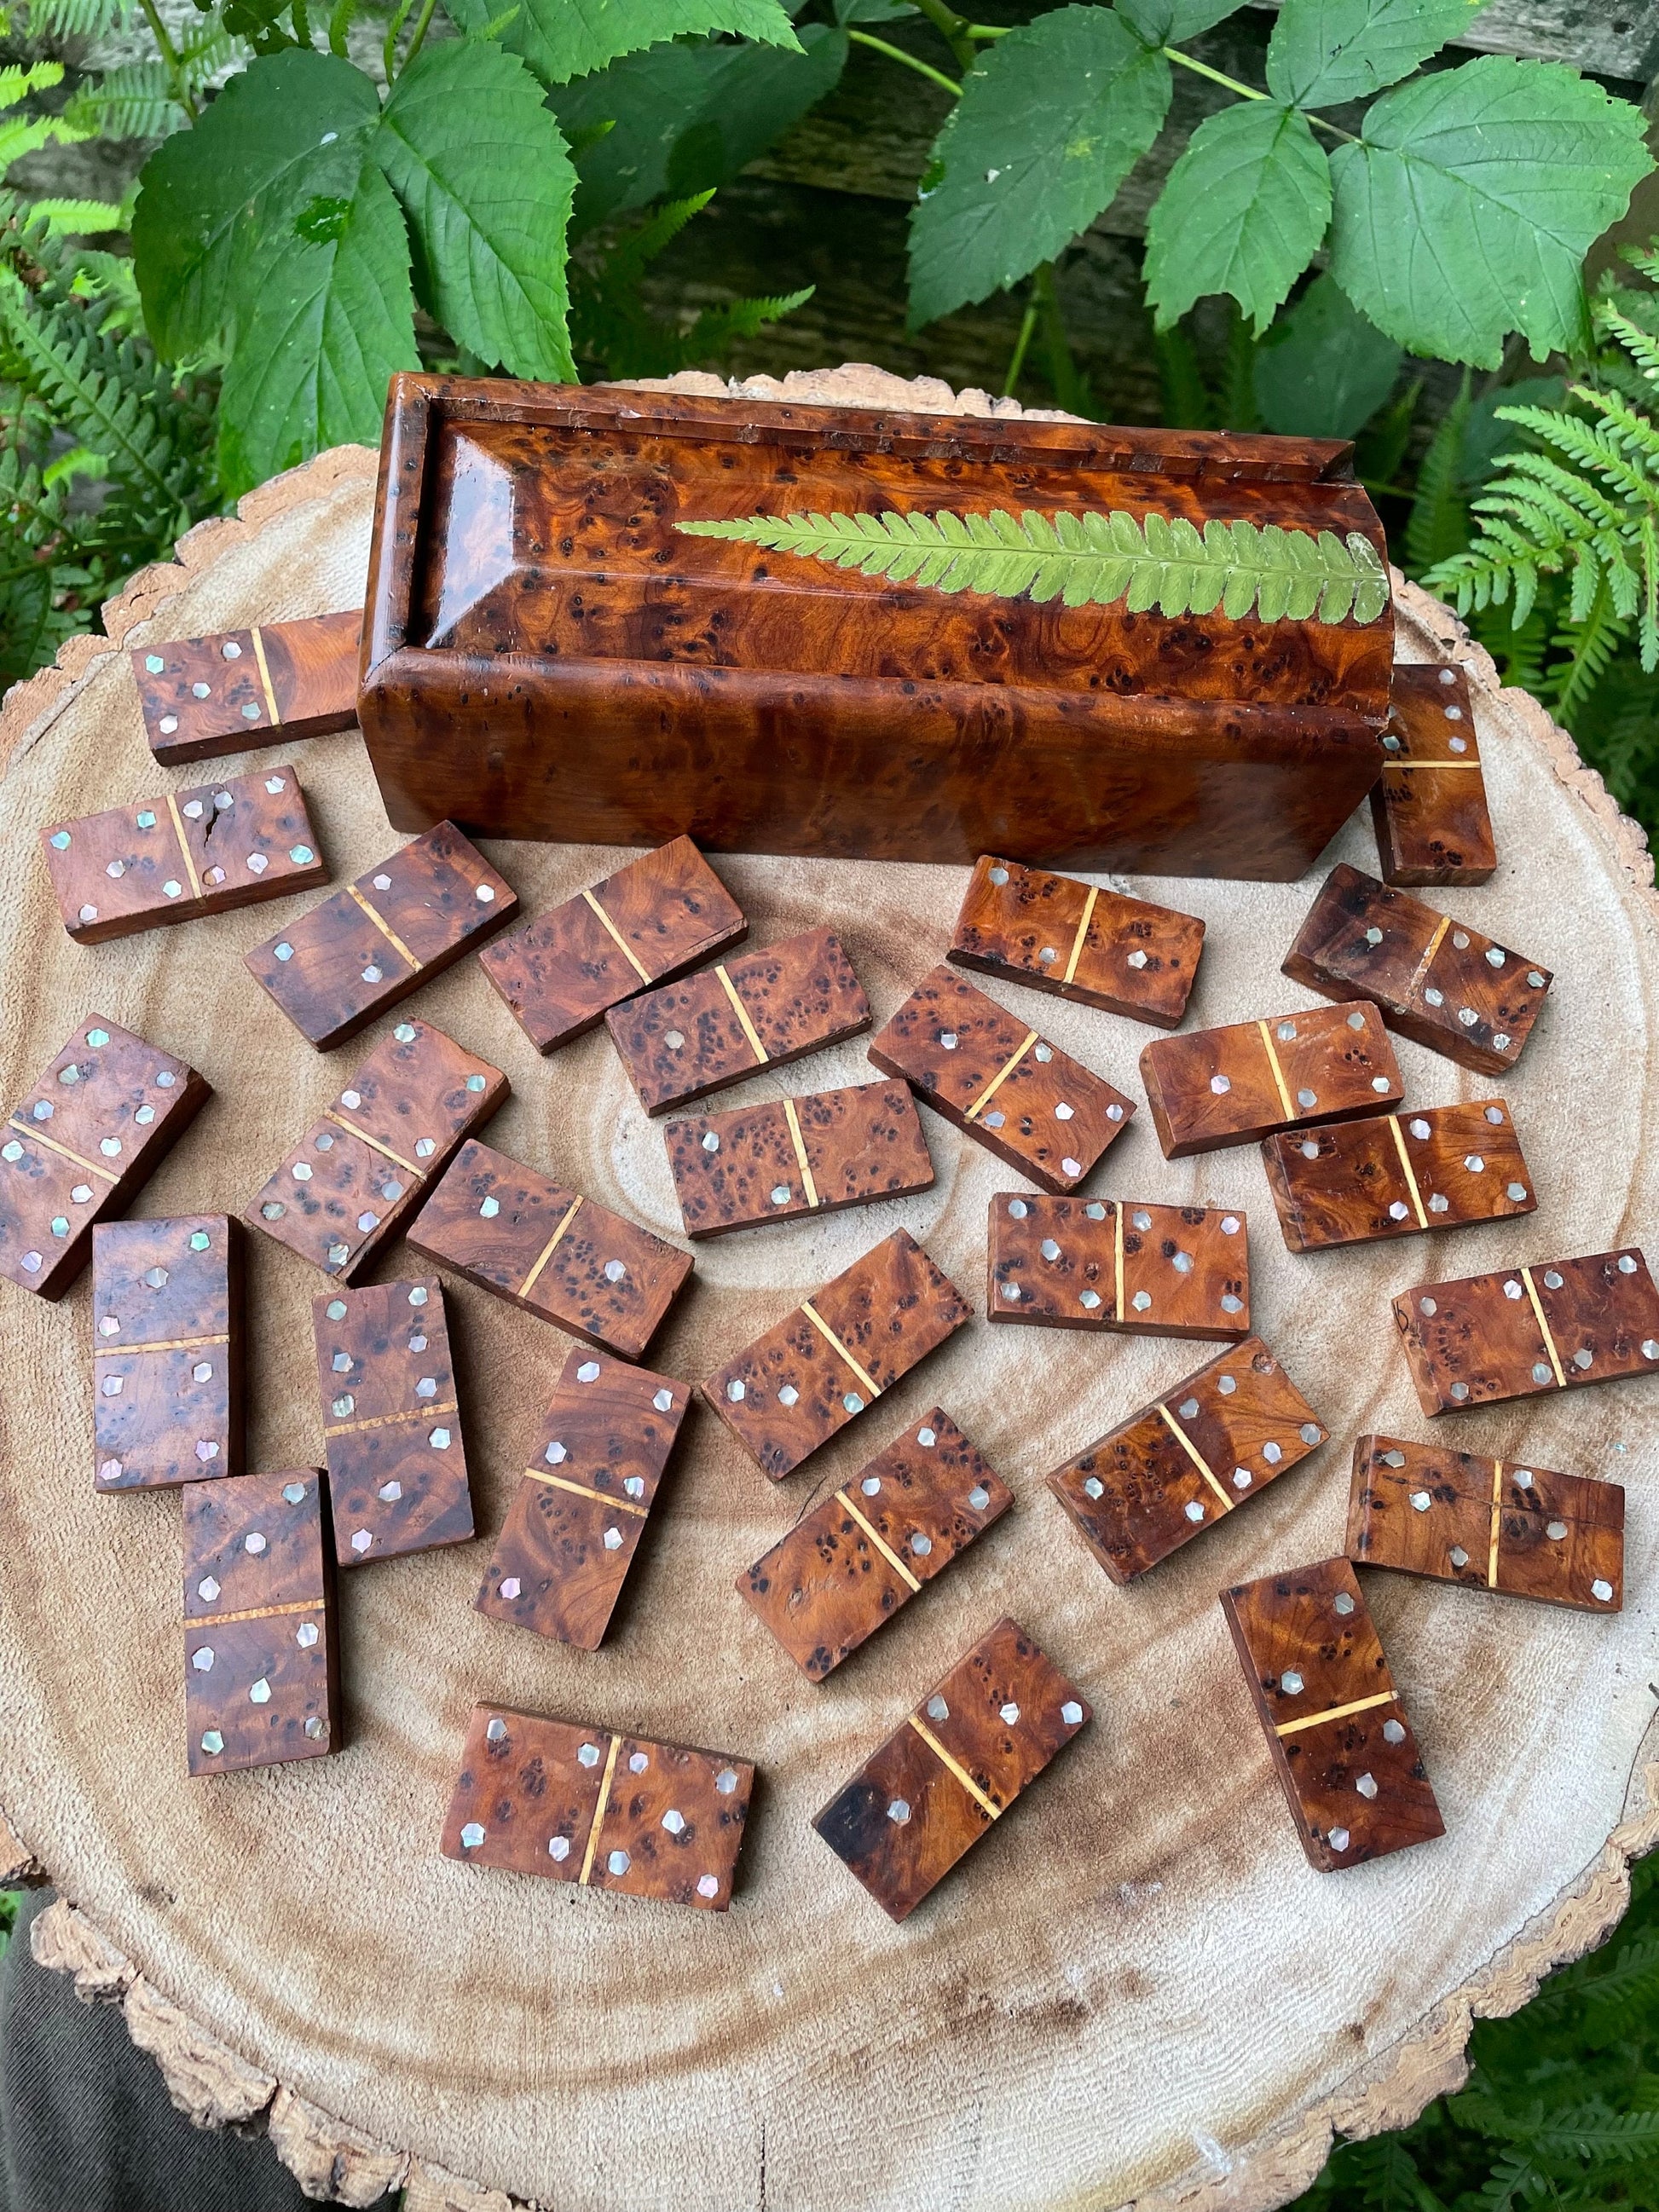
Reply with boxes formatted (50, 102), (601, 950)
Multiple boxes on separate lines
(1, 369), (1656, 2212)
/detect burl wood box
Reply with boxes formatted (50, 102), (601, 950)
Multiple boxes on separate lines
(356, 377), (1394, 879)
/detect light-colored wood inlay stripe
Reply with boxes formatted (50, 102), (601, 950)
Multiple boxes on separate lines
(1385, 1116), (1429, 1228)
(1256, 1021), (1295, 1123)
(248, 625), (281, 725)
(581, 887), (652, 983)
(1113, 1200), (1124, 1325)
(1275, 1688), (1397, 1739)
(164, 793), (204, 904)
(1520, 1266), (1567, 1391)
(1383, 759), (1485, 771)
(322, 1112), (421, 1176)
(908, 1714), (1002, 1819)
(1061, 885), (1098, 987)
(1155, 1401), (1234, 1514)
(325, 1399), (456, 1437)
(781, 1097), (819, 1209)
(714, 964), (768, 1065)
(578, 1734), (622, 1886)
(835, 1487), (921, 1592)
(187, 1597), (322, 1628)
(523, 1467), (648, 1516)
(1488, 1458), (1504, 1589)
(7, 1118), (118, 1185)
(345, 882), (419, 971)
(1405, 913), (1452, 1005)
(517, 1197), (583, 1302)
(799, 1298), (882, 1401)
(964, 1030), (1040, 1122)
(96, 1331), (228, 1359)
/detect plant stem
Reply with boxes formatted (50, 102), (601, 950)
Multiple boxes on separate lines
(963, 20), (1009, 32)
(1003, 292), (1038, 397)
(847, 29), (961, 95)
(909, 0), (978, 74)
(398, 0), (440, 73)
(136, 0), (197, 119)
(1162, 46), (1265, 101)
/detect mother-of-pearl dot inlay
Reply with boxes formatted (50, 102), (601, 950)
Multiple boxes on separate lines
(887, 1799), (911, 1824)
(1210, 1073), (1230, 1094)
(1281, 1671), (1304, 1694)
(999, 1701), (1020, 1724)
(577, 1362), (600, 1383)
(191, 1647), (214, 1672)
(1084, 1476), (1103, 1498)
(577, 1743), (602, 1768)
(296, 1621), (319, 1647)
(245, 1532), (266, 1555)
(1184, 1501), (1205, 1522)
(715, 1768), (738, 1794)
(1356, 1772), (1379, 1799)
(249, 1678), (271, 1704)
(500, 1576), (522, 1599)
(697, 1875), (720, 1897)
(1332, 1592), (1356, 1616)
(460, 1822), (485, 1848)
(662, 1809), (686, 1834)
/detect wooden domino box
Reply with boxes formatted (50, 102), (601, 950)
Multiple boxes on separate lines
(867, 964), (1134, 1194)
(665, 1079), (934, 1239)
(184, 1468), (339, 1776)
(1138, 1000), (1401, 1158)
(1347, 1434), (1622, 1611)
(1284, 863), (1550, 1076)
(1, 1017), (208, 1301)
(812, 1616), (1090, 1920)
(988, 1193), (1248, 1338)
(244, 821), (517, 1049)
(246, 1020), (506, 1282)
(42, 765), (326, 943)
(314, 1279), (473, 1567)
(441, 1701), (753, 1911)
(479, 835), (746, 1053)
(133, 609), (361, 765)
(738, 1409), (1012, 1679)
(1221, 1556), (1444, 1872)
(1372, 663), (1495, 887)
(1262, 1099), (1535, 1252)
(1391, 1248), (1659, 1414)
(93, 1216), (242, 1492)
(947, 854), (1205, 1027)
(1047, 1337), (1325, 1582)
(702, 1228), (970, 1480)
(476, 1349), (689, 1649)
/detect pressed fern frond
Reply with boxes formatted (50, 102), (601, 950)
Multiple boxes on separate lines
(679, 507), (1391, 625)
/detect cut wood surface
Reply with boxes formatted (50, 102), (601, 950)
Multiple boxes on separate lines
(1, 367), (1657, 2212)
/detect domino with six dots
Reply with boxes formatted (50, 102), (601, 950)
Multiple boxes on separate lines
(93, 1215), (243, 1491)
(987, 1193), (1249, 1338)
(947, 853), (1205, 1027)
(1262, 1099), (1536, 1252)
(133, 610), (361, 765)
(1138, 1001), (1402, 1158)
(665, 1078), (934, 1239)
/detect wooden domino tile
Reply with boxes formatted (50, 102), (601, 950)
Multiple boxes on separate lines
(479, 835), (747, 1053)
(1372, 663), (1495, 887)
(313, 1278), (473, 1567)
(475, 1349), (688, 1649)
(134, 609), (361, 765)
(441, 1701), (753, 1911)
(1221, 1556), (1444, 1872)
(665, 1079), (934, 1239)
(1284, 863), (1550, 1077)
(41, 765), (327, 944)
(184, 1468), (339, 1776)
(1046, 1337), (1326, 1583)
(738, 1409), (1012, 1680)
(702, 1228), (970, 1480)
(1347, 1434), (1622, 1612)
(948, 853), (1205, 1027)
(605, 925), (871, 1115)
(245, 1019), (506, 1283)
(812, 1616), (1090, 1921)
(867, 964), (1134, 1195)
(1262, 1099), (1536, 1253)
(244, 821), (517, 1050)
(988, 1193), (1249, 1338)
(408, 1138), (694, 1362)
(1138, 1000), (1402, 1159)
(0, 1017), (209, 1301)
(1391, 1248), (1659, 1415)
(93, 1216), (242, 1493)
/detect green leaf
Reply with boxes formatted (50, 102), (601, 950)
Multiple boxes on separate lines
(442, 0), (801, 89)
(907, 7), (1171, 328)
(1329, 58), (1655, 369)
(376, 38), (576, 382)
(1266, 0), (1485, 109)
(132, 50), (380, 361)
(1145, 100), (1330, 337)
(1253, 273), (1401, 436)
(217, 159), (417, 496)
(1117, 0), (1242, 40)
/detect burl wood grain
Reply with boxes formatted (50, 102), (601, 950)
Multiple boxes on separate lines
(92, 1216), (242, 1492)
(1372, 664), (1495, 887)
(134, 609), (361, 765)
(0, 1016), (208, 1301)
(182, 1469), (338, 1778)
(475, 1349), (689, 1649)
(41, 765), (326, 943)
(1047, 1337), (1327, 1583)
(1139, 1000), (1401, 1158)
(1262, 1100), (1535, 1252)
(868, 964), (1133, 1193)
(987, 1193), (1249, 1338)
(358, 377), (1392, 878)
(812, 1615), (1090, 1921)
(739, 1408), (1011, 1680)
(1347, 1435), (1623, 1612)
(479, 835), (746, 1054)
(313, 1279), (473, 1567)
(440, 1702), (753, 1911)
(606, 926), (870, 1115)
(1221, 1556), (1444, 1873)
(244, 821), (517, 1050)
(246, 1020), (506, 1282)
(408, 1137), (694, 1362)
(665, 1079), (934, 1239)
(702, 1227), (970, 1479)
(948, 855), (1205, 1026)
(1284, 863), (1551, 1077)
(1391, 1248), (1659, 1415)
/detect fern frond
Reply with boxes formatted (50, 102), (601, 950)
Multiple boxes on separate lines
(1556, 579), (1633, 719)
(603, 191), (715, 287)
(26, 0), (132, 36)
(678, 507), (1391, 626)
(1405, 369), (1471, 575)
(684, 286), (814, 355)
(63, 61), (185, 141)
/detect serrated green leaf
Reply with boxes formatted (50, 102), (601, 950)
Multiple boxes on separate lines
(376, 37), (575, 382)
(1253, 272), (1402, 436)
(906, 7), (1171, 328)
(441, 0), (801, 89)
(1266, 0), (1485, 109)
(1144, 100), (1330, 337)
(1329, 57), (1655, 369)
(1116, 0), (1241, 40)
